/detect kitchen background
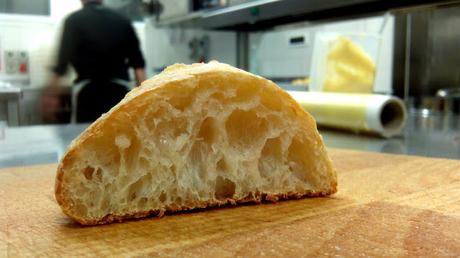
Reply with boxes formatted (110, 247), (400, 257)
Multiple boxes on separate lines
(2, 0), (459, 125)
(0, 0), (238, 125)
(0, 0), (459, 167)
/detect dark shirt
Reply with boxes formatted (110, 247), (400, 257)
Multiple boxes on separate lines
(54, 2), (145, 83)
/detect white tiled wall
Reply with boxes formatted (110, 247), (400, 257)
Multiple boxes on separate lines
(50, 0), (83, 20)
(0, 16), (55, 87)
(0, 0), (81, 88)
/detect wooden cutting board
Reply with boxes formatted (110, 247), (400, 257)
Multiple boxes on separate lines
(1, 149), (460, 257)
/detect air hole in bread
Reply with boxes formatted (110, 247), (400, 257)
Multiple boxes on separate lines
(226, 109), (268, 150)
(172, 118), (188, 138)
(198, 117), (217, 145)
(167, 85), (195, 111)
(215, 176), (236, 200)
(130, 192), (137, 201)
(100, 196), (110, 211)
(287, 137), (314, 186)
(258, 137), (282, 179)
(95, 168), (103, 181)
(128, 174), (151, 203)
(83, 166), (95, 180)
(216, 157), (229, 172)
(139, 197), (148, 208)
(123, 136), (141, 172)
(188, 142), (209, 180)
(154, 118), (188, 151)
(159, 192), (166, 202)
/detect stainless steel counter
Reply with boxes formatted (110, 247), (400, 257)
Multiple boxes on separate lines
(322, 111), (460, 159)
(0, 123), (89, 168)
(0, 113), (459, 169)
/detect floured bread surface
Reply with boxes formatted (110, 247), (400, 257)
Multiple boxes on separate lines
(55, 61), (337, 225)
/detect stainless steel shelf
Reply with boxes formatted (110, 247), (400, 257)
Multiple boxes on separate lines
(156, 0), (455, 30)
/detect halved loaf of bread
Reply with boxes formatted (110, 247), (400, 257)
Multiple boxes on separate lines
(55, 61), (337, 225)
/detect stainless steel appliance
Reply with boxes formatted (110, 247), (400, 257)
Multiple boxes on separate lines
(0, 85), (21, 126)
(393, 3), (460, 114)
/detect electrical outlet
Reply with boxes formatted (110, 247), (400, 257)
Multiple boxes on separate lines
(3, 50), (29, 75)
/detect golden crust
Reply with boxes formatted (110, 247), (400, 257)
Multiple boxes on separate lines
(54, 61), (337, 225)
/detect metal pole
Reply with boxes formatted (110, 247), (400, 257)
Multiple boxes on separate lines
(403, 13), (412, 106)
(236, 31), (249, 71)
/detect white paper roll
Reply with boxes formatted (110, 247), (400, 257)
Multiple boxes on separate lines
(288, 91), (407, 138)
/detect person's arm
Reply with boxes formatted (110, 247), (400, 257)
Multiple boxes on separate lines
(134, 68), (146, 86)
(126, 23), (146, 86)
(42, 73), (65, 122)
(42, 18), (76, 121)
(48, 73), (62, 88)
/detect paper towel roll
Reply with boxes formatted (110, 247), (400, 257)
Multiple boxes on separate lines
(288, 91), (407, 138)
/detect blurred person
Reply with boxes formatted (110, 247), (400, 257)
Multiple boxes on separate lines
(45, 0), (146, 123)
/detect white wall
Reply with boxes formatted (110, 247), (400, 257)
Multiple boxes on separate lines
(0, 0), (81, 88)
(50, 0), (81, 21)
(144, 20), (237, 78)
(0, 15), (60, 87)
(158, 0), (189, 20)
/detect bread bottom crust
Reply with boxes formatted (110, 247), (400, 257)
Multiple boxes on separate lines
(76, 186), (337, 225)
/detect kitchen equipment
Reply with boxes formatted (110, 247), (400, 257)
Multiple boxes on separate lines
(250, 28), (314, 79)
(436, 88), (460, 114)
(188, 35), (210, 62)
(248, 14), (394, 94)
(393, 4), (460, 108)
(0, 84), (22, 126)
(1, 149), (459, 256)
(289, 91), (407, 138)
(410, 96), (460, 115)
(2, 50), (30, 86)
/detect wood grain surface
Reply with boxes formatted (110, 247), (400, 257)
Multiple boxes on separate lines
(1, 149), (460, 257)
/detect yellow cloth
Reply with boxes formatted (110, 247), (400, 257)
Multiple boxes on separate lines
(323, 36), (375, 93)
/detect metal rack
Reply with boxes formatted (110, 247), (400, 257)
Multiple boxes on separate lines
(156, 0), (457, 71)
(156, 0), (453, 31)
